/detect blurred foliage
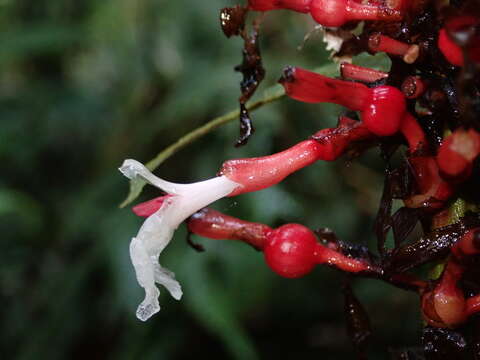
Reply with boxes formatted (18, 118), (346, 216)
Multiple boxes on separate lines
(1, 0), (421, 359)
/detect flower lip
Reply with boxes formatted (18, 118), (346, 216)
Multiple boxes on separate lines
(120, 159), (241, 321)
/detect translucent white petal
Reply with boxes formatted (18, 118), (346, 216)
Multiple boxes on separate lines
(121, 159), (241, 320)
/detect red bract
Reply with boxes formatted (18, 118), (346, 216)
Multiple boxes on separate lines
(280, 66), (406, 136)
(248, 0), (402, 27)
(437, 128), (480, 179)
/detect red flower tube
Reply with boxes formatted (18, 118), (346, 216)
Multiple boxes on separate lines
(185, 209), (373, 278)
(279, 66), (406, 137)
(368, 33), (420, 63)
(248, 0), (402, 27)
(340, 62), (388, 83)
(436, 128), (480, 179)
(220, 117), (373, 196)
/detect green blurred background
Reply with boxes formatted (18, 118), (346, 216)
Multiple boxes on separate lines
(1, 0), (422, 358)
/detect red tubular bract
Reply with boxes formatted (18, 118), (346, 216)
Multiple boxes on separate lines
(368, 33), (419, 63)
(187, 208), (271, 250)
(280, 67), (370, 111)
(221, 118), (375, 195)
(340, 62), (388, 83)
(436, 128), (480, 178)
(280, 66), (406, 137)
(369, 33), (410, 55)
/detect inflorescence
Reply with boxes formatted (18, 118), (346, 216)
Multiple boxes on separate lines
(120, 0), (480, 357)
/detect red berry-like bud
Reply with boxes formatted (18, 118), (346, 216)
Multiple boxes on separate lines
(362, 86), (406, 136)
(264, 224), (318, 278)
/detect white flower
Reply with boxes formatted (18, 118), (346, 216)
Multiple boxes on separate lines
(119, 159), (241, 321)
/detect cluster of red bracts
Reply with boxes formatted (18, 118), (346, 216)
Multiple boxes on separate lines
(128, 4), (480, 325)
